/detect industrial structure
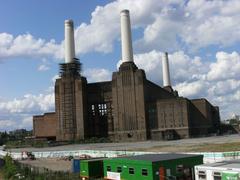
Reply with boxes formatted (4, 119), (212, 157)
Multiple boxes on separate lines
(33, 10), (220, 142)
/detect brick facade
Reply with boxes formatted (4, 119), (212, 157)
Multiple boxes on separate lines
(33, 61), (220, 142)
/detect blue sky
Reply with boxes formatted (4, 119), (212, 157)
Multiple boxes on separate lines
(0, 0), (112, 98)
(0, 0), (240, 131)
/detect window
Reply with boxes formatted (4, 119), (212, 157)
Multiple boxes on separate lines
(142, 169), (148, 176)
(98, 103), (107, 116)
(213, 172), (221, 180)
(117, 167), (122, 173)
(176, 164), (184, 173)
(129, 167), (134, 175)
(198, 171), (206, 180)
(107, 166), (111, 171)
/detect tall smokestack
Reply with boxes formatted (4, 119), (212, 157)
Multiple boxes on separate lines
(65, 19), (75, 63)
(162, 52), (171, 87)
(120, 10), (133, 62)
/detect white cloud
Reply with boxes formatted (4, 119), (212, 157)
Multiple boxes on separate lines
(0, 33), (63, 61)
(51, 74), (60, 83)
(38, 64), (50, 71)
(1, 0), (240, 129)
(0, 91), (54, 131)
(83, 68), (112, 82)
(20, 116), (33, 129)
(74, 0), (237, 54)
(0, 116), (33, 131)
(1, 0), (240, 61)
(121, 50), (240, 119)
(0, 120), (16, 129)
(207, 51), (240, 81)
(0, 50), (239, 130)
(0, 93), (54, 114)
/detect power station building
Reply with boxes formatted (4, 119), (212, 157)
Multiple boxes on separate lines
(33, 10), (220, 142)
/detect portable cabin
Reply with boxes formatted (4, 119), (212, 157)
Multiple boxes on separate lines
(72, 159), (81, 173)
(195, 160), (240, 180)
(103, 153), (203, 180)
(80, 158), (104, 179)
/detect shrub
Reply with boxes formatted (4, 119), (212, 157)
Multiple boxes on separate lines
(3, 154), (17, 179)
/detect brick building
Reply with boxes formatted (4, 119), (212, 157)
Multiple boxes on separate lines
(33, 10), (220, 142)
(33, 112), (56, 140)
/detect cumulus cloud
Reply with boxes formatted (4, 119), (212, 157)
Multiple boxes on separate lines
(0, 66), (112, 131)
(0, 120), (16, 129)
(83, 68), (112, 82)
(0, 93), (54, 114)
(121, 50), (240, 119)
(0, 91), (54, 131)
(183, 0), (240, 49)
(1, 0), (240, 61)
(207, 51), (240, 81)
(0, 50), (239, 130)
(0, 33), (63, 61)
(0, 116), (33, 131)
(1, 0), (240, 129)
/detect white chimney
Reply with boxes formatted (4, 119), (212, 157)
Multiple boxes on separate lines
(120, 10), (133, 62)
(64, 19), (75, 63)
(162, 52), (171, 87)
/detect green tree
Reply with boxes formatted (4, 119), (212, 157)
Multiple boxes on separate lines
(3, 154), (17, 179)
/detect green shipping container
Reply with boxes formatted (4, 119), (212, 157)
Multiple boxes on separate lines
(80, 158), (104, 179)
(103, 153), (203, 180)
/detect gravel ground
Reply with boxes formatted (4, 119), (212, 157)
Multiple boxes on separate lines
(9, 134), (240, 153)
(11, 134), (240, 172)
(19, 158), (72, 172)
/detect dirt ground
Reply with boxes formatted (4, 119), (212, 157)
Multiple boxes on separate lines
(9, 134), (240, 153)
(19, 158), (72, 172)
(12, 134), (240, 173)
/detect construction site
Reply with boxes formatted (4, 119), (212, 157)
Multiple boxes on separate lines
(0, 134), (240, 179)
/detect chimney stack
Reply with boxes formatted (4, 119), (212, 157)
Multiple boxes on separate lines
(120, 10), (133, 62)
(65, 20), (75, 63)
(162, 52), (171, 87)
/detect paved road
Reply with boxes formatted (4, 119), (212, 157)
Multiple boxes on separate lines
(9, 134), (240, 153)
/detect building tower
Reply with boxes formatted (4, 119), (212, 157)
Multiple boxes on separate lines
(162, 52), (171, 87)
(55, 20), (87, 141)
(111, 10), (147, 141)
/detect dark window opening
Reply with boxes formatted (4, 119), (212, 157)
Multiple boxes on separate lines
(198, 171), (206, 180)
(176, 164), (184, 173)
(142, 169), (148, 176)
(117, 167), (122, 173)
(127, 133), (133, 138)
(213, 172), (221, 180)
(107, 166), (111, 171)
(129, 167), (134, 175)
(147, 104), (158, 129)
(88, 101), (113, 137)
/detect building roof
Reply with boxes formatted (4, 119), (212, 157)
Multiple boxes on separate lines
(120, 153), (202, 162)
(198, 160), (240, 169)
(82, 157), (107, 162)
